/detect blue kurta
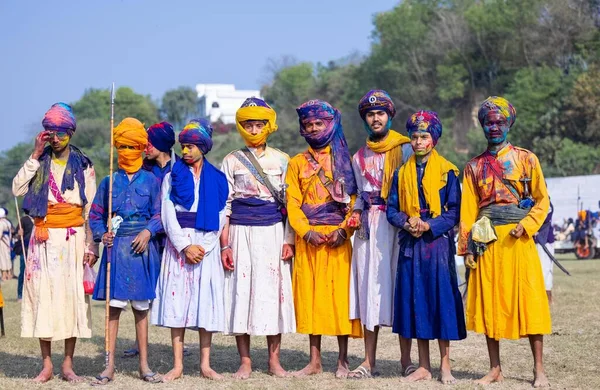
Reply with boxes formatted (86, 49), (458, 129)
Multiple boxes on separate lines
(386, 164), (466, 340)
(90, 169), (163, 302)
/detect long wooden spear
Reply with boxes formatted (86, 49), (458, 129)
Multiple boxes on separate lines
(13, 197), (27, 263)
(105, 82), (116, 369)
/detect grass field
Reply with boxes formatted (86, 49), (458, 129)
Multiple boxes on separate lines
(0, 256), (599, 389)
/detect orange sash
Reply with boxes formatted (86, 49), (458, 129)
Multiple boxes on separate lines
(34, 203), (84, 242)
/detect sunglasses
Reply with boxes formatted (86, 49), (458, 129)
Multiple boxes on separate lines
(46, 131), (69, 139)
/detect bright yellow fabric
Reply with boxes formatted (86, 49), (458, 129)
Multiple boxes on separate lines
(286, 147), (361, 337)
(0, 284), (4, 308)
(114, 117), (147, 173)
(235, 106), (278, 147)
(398, 149), (459, 218)
(33, 204), (84, 242)
(366, 130), (410, 199)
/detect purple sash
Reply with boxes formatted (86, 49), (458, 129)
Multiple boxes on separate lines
(230, 198), (283, 227)
(357, 191), (386, 240)
(176, 211), (199, 229)
(301, 201), (346, 226)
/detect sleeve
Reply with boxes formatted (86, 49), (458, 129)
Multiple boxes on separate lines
(351, 156), (365, 212)
(428, 170), (461, 239)
(285, 158), (312, 239)
(340, 194), (357, 238)
(386, 168), (409, 229)
(145, 176), (163, 237)
(520, 154), (550, 237)
(161, 173), (192, 253)
(83, 166), (99, 256)
(12, 156), (40, 196)
(89, 176), (109, 243)
(457, 163), (480, 255)
(281, 155), (296, 245)
(221, 155), (235, 217)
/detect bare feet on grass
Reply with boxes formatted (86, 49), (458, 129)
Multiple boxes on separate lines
(161, 366), (183, 382)
(33, 366), (54, 383)
(201, 366), (224, 380)
(61, 368), (83, 383)
(533, 369), (550, 388)
(292, 362), (323, 377)
(402, 367), (432, 383)
(439, 368), (456, 385)
(335, 359), (350, 379)
(475, 367), (504, 385)
(267, 361), (288, 377)
(233, 361), (252, 380)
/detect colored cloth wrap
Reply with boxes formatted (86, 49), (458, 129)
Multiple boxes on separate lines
(33, 204), (84, 242)
(114, 117), (147, 173)
(235, 97), (278, 147)
(406, 110), (443, 146)
(366, 130), (410, 199)
(180, 118), (214, 154)
(229, 198), (282, 226)
(147, 122), (175, 153)
(42, 102), (76, 135)
(358, 89), (396, 134)
(478, 96), (517, 127)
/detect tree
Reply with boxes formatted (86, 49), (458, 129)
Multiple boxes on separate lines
(160, 86), (199, 130)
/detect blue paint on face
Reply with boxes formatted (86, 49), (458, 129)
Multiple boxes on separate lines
(483, 112), (510, 145)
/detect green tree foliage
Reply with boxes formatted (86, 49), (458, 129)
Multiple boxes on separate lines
(160, 86), (199, 130)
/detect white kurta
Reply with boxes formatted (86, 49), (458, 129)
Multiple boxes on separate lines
(0, 218), (11, 271)
(221, 146), (296, 336)
(13, 155), (97, 341)
(151, 171), (226, 331)
(349, 144), (411, 332)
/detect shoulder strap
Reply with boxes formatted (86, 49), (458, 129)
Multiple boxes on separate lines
(303, 151), (350, 204)
(234, 149), (285, 206)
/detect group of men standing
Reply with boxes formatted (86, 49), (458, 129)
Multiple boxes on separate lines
(12, 91), (551, 388)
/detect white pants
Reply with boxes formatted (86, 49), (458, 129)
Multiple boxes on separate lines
(537, 242), (554, 291)
(110, 298), (150, 311)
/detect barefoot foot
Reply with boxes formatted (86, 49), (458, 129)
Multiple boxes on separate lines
(161, 367), (183, 382)
(475, 368), (504, 385)
(201, 366), (224, 380)
(533, 369), (550, 388)
(33, 366), (54, 383)
(439, 369), (456, 385)
(61, 369), (83, 383)
(233, 362), (252, 380)
(401, 367), (432, 383)
(267, 361), (288, 378)
(335, 360), (350, 379)
(292, 362), (323, 377)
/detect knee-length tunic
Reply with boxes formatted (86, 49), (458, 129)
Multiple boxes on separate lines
(387, 164), (466, 340)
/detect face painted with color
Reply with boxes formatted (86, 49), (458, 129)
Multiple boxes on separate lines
(483, 112), (510, 145)
(241, 120), (267, 136)
(144, 142), (160, 160)
(410, 131), (434, 157)
(47, 130), (71, 153)
(302, 119), (328, 134)
(365, 110), (390, 135)
(181, 143), (203, 164)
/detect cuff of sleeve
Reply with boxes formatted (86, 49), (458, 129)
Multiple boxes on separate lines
(174, 240), (191, 254)
(428, 218), (445, 239)
(27, 156), (41, 169)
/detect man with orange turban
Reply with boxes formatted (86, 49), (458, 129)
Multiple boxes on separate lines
(220, 97), (295, 379)
(13, 102), (98, 383)
(90, 117), (162, 385)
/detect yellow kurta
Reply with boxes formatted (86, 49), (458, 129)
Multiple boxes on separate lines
(458, 143), (551, 340)
(286, 146), (362, 337)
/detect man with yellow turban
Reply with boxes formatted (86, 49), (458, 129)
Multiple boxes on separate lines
(458, 97), (551, 387)
(220, 97), (295, 379)
(13, 102), (98, 383)
(90, 117), (162, 385)
(347, 90), (415, 379)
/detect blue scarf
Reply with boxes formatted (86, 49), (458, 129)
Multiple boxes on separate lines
(169, 158), (228, 232)
(23, 145), (92, 218)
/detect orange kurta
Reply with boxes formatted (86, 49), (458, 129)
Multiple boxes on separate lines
(458, 143), (551, 340)
(286, 146), (362, 337)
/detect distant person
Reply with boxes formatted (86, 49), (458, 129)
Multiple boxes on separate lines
(14, 212), (34, 301)
(535, 201), (555, 304)
(12, 102), (98, 383)
(0, 208), (11, 281)
(220, 97), (295, 379)
(347, 90), (414, 379)
(458, 97), (551, 387)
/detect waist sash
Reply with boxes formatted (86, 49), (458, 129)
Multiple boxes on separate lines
(357, 191), (386, 240)
(34, 203), (84, 242)
(477, 203), (530, 226)
(301, 201), (345, 226)
(230, 198), (282, 227)
(176, 211), (198, 229)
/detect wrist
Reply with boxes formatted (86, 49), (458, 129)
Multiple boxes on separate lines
(220, 245), (231, 252)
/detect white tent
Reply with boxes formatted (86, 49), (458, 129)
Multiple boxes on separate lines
(546, 174), (600, 224)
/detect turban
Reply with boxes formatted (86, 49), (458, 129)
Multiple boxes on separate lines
(0, 208), (6, 219)
(179, 118), (214, 155)
(478, 96), (516, 127)
(235, 97), (278, 147)
(358, 89), (396, 120)
(297, 99), (357, 196)
(114, 117), (147, 173)
(406, 110), (443, 146)
(147, 122), (175, 153)
(42, 102), (77, 136)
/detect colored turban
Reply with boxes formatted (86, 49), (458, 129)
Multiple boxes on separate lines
(179, 118), (214, 155)
(147, 121), (175, 153)
(0, 208), (6, 219)
(42, 102), (77, 135)
(297, 99), (357, 196)
(358, 89), (396, 119)
(478, 96), (517, 128)
(235, 97), (278, 147)
(406, 110), (443, 146)
(114, 117), (147, 173)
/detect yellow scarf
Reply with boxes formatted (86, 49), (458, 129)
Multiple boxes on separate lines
(235, 106), (278, 147)
(398, 149), (459, 218)
(366, 130), (410, 199)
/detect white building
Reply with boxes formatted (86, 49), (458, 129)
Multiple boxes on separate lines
(196, 84), (262, 124)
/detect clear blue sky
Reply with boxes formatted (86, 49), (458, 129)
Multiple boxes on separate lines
(0, 0), (398, 152)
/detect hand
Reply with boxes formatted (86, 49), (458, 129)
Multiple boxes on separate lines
(510, 223), (525, 239)
(32, 131), (50, 160)
(281, 243), (295, 261)
(102, 232), (115, 247)
(84, 253), (99, 267)
(131, 229), (151, 254)
(304, 231), (327, 247)
(347, 211), (362, 229)
(464, 254), (476, 269)
(417, 220), (430, 233)
(184, 244), (206, 265)
(326, 228), (347, 248)
(18, 228), (24, 237)
(221, 247), (234, 270)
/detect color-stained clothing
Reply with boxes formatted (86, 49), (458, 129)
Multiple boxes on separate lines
(221, 146), (295, 336)
(13, 155), (98, 340)
(286, 146), (362, 337)
(151, 170), (226, 331)
(349, 144), (412, 331)
(0, 218), (11, 272)
(91, 170), (162, 303)
(387, 162), (466, 340)
(458, 143), (551, 340)
(142, 156), (177, 183)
